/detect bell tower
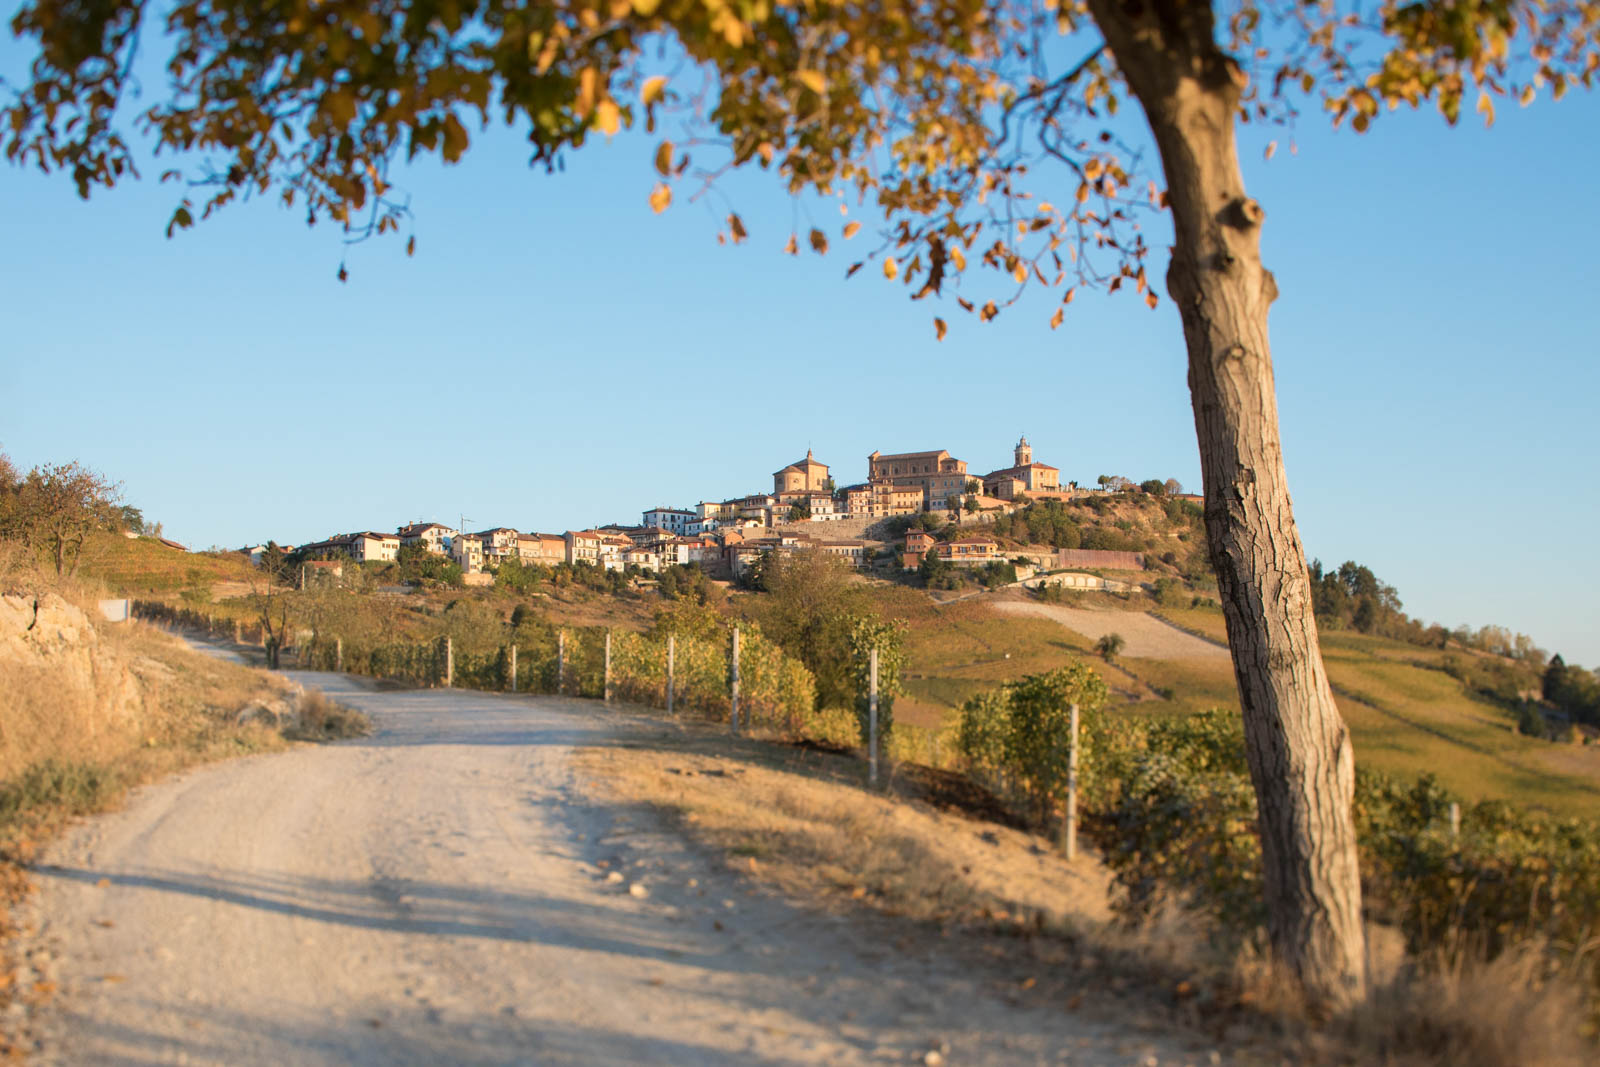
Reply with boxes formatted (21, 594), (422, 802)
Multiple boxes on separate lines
(1014, 435), (1032, 468)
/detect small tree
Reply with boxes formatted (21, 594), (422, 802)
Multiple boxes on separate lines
(2, 460), (121, 578)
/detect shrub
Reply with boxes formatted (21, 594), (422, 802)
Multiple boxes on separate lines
(955, 663), (1109, 824)
(846, 616), (907, 747)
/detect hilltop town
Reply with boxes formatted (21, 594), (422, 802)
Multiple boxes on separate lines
(257, 438), (1189, 588)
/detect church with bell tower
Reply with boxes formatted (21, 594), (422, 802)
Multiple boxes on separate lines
(981, 434), (1062, 500)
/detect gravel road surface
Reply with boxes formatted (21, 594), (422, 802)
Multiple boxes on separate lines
(7, 674), (1201, 1066)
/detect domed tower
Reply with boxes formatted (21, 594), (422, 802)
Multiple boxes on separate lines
(1014, 435), (1032, 468)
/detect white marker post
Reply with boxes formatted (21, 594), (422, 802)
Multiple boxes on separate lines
(509, 644), (518, 692)
(1064, 702), (1080, 860)
(730, 626), (741, 733)
(869, 647), (880, 789)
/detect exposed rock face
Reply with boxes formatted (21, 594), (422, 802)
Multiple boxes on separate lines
(0, 593), (99, 663)
(1, 594), (148, 777)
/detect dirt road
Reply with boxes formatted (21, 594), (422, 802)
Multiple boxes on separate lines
(8, 676), (1200, 1066)
(990, 603), (1229, 662)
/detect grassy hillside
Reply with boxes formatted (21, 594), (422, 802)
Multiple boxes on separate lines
(897, 589), (1600, 818)
(73, 532), (261, 595)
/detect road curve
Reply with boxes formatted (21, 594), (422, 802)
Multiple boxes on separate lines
(9, 674), (1193, 1066)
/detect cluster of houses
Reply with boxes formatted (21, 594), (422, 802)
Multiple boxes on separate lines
(262, 439), (1113, 582)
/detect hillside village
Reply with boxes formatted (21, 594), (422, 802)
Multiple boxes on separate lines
(256, 438), (1191, 587)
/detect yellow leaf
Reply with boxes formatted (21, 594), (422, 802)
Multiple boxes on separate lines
(810, 228), (828, 254)
(595, 99), (621, 136)
(842, 221), (861, 240)
(883, 256), (898, 280)
(1145, 291), (1159, 309)
(797, 70), (826, 95)
(641, 76), (667, 106)
(950, 246), (966, 272)
(631, 0), (662, 15)
(783, 234), (798, 256)
(727, 213), (748, 244)
(577, 68), (598, 116)
(1012, 263), (1027, 284)
(934, 317), (948, 341)
(1050, 308), (1064, 329)
(1264, 140), (1277, 160)
(654, 140), (673, 176)
(649, 183), (672, 213)
(1477, 91), (1495, 127)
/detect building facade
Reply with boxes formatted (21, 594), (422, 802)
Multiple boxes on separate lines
(866, 449), (969, 511)
(772, 450), (831, 495)
(397, 522), (456, 555)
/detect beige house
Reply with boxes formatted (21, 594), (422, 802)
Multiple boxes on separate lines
(516, 533), (566, 565)
(841, 481), (923, 518)
(817, 539), (869, 567)
(599, 535), (632, 571)
(935, 536), (1002, 565)
(773, 450), (831, 495)
(397, 522), (457, 555)
(452, 534), (485, 574)
(565, 530), (604, 566)
(350, 531), (400, 563)
(472, 527), (520, 561)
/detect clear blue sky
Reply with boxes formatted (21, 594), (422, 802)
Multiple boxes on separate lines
(3, 27), (1597, 667)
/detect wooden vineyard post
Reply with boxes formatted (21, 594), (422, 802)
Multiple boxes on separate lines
(510, 645), (518, 692)
(557, 630), (566, 696)
(335, 637), (343, 673)
(666, 634), (675, 716)
(604, 630), (613, 704)
(445, 636), (454, 689)
(869, 647), (880, 789)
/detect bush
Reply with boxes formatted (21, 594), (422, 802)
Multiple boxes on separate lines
(955, 663), (1109, 824)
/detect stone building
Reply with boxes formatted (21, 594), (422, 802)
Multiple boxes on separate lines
(981, 436), (1062, 500)
(866, 448), (970, 511)
(773, 451), (831, 495)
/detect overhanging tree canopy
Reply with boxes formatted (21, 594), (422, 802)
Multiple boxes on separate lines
(8, 0), (1597, 1008)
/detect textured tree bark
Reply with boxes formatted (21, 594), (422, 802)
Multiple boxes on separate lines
(1086, 0), (1366, 1008)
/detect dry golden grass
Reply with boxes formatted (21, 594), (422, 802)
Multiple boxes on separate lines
(581, 709), (1598, 1067)
(579, 735), (1113, 928)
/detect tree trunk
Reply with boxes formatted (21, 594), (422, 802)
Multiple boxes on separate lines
(1087, 0), (1366, 1008)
